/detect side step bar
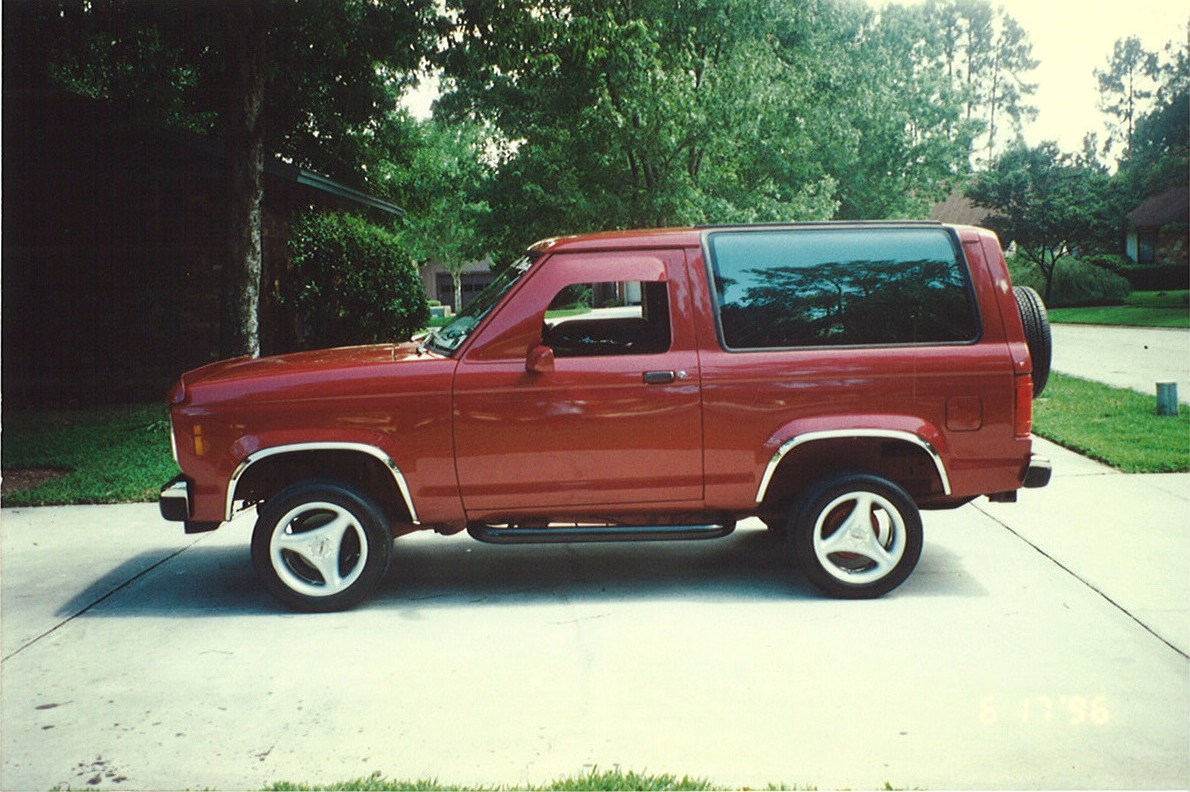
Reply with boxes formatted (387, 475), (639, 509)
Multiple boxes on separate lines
(467, 522), (735, 545)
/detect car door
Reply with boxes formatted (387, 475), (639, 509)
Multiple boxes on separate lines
(452, 249), (703, 513)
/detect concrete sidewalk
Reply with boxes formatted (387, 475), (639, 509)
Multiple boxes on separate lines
(2, 440), (1188, 791)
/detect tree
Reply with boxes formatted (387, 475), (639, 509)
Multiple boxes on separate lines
(1116, 30), (1189, 197)
(441, 0), (879, 248)
(382, 119), (495, 310)
(14, 0), (440, 357)
(965, 143), (1122, 304)
(920, 0), (1038, 164)
(1095, 36), (1161, 162)
(439, 0), (977, 250)
(813, 1), (974, 218)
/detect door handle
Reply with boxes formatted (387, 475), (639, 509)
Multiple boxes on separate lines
(643, 370), (676, 384)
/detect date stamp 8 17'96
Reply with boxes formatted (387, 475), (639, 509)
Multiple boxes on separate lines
(980, 695), (1111, 727)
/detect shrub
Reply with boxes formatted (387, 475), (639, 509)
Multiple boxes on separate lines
(1008, 256), (1132, 307)
(282, 212), (429, 350)
(1080, 252), (1189, 291)
(1118, 265), (1190, 291)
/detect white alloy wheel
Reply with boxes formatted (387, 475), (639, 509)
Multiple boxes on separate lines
(811, 490), (907, 585)
(789, 473), (923, 599)
(251, 481), (391, 612)
(269, 501), (369, 598)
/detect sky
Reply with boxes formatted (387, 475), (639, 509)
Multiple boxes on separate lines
(941, 0), (1188, 153)
(405, 1), (1188, 156)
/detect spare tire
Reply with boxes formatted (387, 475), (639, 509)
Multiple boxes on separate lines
(1013, 285), (1051, 396)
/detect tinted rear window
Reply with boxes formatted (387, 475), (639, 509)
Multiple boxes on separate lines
(707, 227), (978, 349)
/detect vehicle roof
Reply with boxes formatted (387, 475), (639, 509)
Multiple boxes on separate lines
(529, 221), (959, 254)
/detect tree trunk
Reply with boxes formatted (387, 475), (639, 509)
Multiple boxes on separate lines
(452, 270), (463, 314)
(220, 2), (266, 359)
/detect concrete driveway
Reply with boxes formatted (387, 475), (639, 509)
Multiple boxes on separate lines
(2, 439), (1188, 791)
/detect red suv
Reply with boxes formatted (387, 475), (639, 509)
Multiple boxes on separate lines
(161, 222), (1052, 610)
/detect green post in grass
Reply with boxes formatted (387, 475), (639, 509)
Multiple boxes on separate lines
(1157, 382), (1179, 416)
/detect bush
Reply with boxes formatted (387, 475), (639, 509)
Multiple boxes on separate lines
(1007, 256), (1132, 307)
(282, 212), (429, 350)
(1079, 252), (1189, 291)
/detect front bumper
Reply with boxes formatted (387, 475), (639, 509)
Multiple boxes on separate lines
(159, 476), (191, 521)
(159, 476), (220, 534)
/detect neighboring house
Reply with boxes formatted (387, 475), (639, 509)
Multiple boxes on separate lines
(1125, 186), (1189, 266)
(420, 258), (496, 313)
(929, 187), (991, 227)
(2, 88), (403, 406)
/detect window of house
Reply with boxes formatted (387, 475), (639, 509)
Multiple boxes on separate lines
(1137, 228), (1158, 264)
(541, 280), (671, 357)
(707, 227), (979, 350)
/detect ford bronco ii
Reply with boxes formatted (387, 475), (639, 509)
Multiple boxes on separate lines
(161, 222), (1052, 610)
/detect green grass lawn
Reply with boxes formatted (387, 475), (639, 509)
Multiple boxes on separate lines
(266, 768), (719, 792)
(1048, 290), (1190, 328)
(1034, 372), (1190, 473)
(1, 403), (179, 506)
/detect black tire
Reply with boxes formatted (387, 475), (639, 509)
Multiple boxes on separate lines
(251, 481), (392, 612)
(787, 473), (923, 599)
(1014, 285), (1052, 397)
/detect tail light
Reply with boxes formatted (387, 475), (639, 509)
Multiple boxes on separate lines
(1014, 374), (1034, 437)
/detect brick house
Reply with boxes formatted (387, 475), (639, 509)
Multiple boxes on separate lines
(1125, 185), (1189, 266)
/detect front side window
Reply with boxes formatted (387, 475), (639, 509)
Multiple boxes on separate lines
(541, 280), (671, 357)
(707, 227), (978, 350)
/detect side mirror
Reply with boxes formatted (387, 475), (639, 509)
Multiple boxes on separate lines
(525, 344), (555, 374)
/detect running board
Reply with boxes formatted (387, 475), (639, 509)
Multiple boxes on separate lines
(466, 522), (735, 545)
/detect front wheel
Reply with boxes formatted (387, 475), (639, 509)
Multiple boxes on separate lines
(251, 481), (392, 612)
(788, 473), (923, 599)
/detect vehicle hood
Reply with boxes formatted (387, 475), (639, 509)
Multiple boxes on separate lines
(172, 342), (448, 405)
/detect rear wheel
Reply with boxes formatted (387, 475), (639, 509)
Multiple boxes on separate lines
(251, 481), (392, 612)
(1014, 285), (1052, 396)
(788, 473), (923, 599)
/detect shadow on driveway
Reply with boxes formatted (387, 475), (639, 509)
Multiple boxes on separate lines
(63, 525), (986, 618)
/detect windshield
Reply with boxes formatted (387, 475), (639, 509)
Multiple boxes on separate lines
(424, 256), (534, 355)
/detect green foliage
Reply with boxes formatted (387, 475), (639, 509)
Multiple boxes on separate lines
(1008, 256), (1131, 308)
(1102, 30), (1187, 200)
(1084, 253), (1190, 292)
(1034, 373), (1190, 473)
(282, 212), (429, 349)
(1094, 36), (1161, 161)
(967, 143), (1124, 303)
(10, 0), (441, 188)
(1, 404), (179, 506)
(918, 0), (1039, 165)
(381, 119), (495, 307)
(437, 0), (1006, 251)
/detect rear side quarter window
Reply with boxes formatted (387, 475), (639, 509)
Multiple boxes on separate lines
(707, 227), (979, 350)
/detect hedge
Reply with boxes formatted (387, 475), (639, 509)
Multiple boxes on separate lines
(281, 212), (429, 350)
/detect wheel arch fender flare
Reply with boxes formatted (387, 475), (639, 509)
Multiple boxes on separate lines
(226, 434), (419, 524)
(755, 418), (952, 505)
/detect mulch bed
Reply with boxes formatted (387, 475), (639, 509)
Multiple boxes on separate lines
(1, 468), (71, 496)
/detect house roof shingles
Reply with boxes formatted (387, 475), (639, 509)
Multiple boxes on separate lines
(1128, 185), (1189, 228)
(929, 187), (992, 227)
